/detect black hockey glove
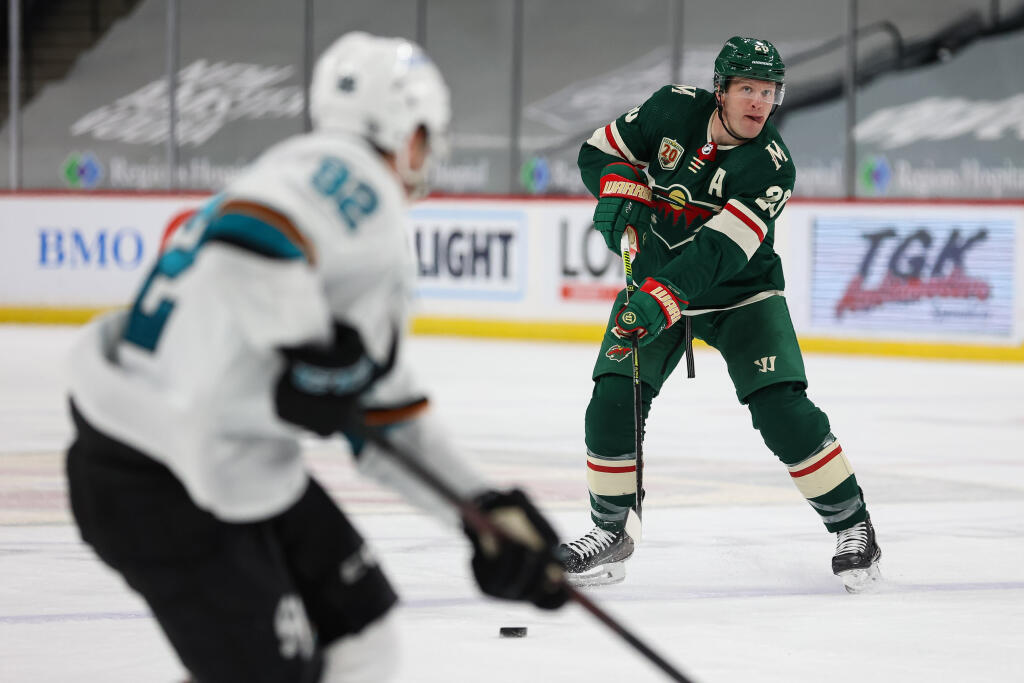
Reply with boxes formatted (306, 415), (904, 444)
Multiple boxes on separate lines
(464, 489), (569, 610)
(274, 322), (378, 436)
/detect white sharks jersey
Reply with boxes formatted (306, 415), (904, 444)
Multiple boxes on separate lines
(68, 131), (485, 522)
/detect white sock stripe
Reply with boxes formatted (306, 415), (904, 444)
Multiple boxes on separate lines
(788, 439), (842, 473)
(591, 495), (633, 513)
(587, 457), (638, 497)
(591, 508), (629, 523)
(787, 441), (854, 500)
(808, 493), (861, 513)
(587, 453), (637, 467)
(820, 504), (863, 526)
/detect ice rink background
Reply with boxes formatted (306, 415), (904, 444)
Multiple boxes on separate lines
(1, 325), (1022, 682)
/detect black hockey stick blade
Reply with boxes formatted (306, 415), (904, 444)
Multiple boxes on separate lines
(684, 316), (695, 379)
(350, 424), (697, 683)
(629, 329), (643, 520)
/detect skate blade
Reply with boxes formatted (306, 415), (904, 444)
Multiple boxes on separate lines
(838, 562), (883, 593)
(566, 562), (626, 587)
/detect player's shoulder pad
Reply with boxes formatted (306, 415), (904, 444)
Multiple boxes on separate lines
(651, 83), (714, 106)
(234, 131), (403, 248)
(206, 195), (317, 265)
(640, 84), (712, 126)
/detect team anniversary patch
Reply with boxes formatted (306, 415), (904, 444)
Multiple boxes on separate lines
(658, 137), (684, 170)
(605, 344), (633, 362)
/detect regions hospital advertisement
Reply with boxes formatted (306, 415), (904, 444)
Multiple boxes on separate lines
(0, 194), (1021, 361)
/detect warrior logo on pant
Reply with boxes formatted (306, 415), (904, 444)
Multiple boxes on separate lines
(275, 593), (315, 661)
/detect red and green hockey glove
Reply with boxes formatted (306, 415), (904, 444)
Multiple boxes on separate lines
(612, 278), (688, 346)
(593, 162), (652, 253)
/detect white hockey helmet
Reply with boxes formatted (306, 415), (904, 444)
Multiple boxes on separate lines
(310, 32), (451, 195)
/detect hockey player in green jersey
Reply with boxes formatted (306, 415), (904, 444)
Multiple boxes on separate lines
(559, 36), (881, 592)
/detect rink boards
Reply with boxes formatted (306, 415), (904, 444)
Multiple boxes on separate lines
(0, 192), (1021, 361)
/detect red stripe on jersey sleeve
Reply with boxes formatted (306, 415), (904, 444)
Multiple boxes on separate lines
(725, 202), (765, 242)
(604, 124), (627, 160)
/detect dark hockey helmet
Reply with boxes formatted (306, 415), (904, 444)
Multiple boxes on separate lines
(713, 36), (786, 107)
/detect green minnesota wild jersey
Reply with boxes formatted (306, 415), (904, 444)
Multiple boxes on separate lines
(579, 85), (795, 311)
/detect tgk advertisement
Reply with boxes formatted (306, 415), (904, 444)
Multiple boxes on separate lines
(810, 217), (1016, 337)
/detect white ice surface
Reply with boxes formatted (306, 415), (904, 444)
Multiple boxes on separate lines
(1, 325), (1022, 682)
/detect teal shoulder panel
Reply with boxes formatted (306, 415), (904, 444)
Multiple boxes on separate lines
(202, 212), (305, 261)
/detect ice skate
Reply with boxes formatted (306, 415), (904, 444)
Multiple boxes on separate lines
(832, 516), (882, 593)
(559, 525), (635, 586)
(560, 504), (641, 586)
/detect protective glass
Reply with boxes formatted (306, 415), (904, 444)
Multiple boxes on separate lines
(727, 81), (786, 107)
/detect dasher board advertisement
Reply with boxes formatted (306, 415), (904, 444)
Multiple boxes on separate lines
(0, 195), (203, 306)
(810, 217), (1015, 338)
(409, 206), (528, 302)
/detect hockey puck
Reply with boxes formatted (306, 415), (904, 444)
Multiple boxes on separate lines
(499, 627), (527, 638)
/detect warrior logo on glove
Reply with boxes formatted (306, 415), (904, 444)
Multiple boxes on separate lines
(612, 277), (688, 346)
(592, 162), (653, 253)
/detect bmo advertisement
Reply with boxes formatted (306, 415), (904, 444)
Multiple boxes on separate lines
(0, 195), (203, 307)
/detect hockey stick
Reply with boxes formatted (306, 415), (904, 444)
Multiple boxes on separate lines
(350, 424), (696, 683)
(619, 229), (644, 521)
(684, 317), (695, 379)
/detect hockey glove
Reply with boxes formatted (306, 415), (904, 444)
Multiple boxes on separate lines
(612, 278), (688, 347)
(465, 489), (569, 610)
(593, 162), (652, 253)
(274, 322), (378, 436)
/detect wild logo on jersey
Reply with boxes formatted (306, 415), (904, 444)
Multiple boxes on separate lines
(650, 184), (717, 236)
(605, 344), (633, 362)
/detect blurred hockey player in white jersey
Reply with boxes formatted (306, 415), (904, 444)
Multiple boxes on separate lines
(65, 32), (568, 683)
